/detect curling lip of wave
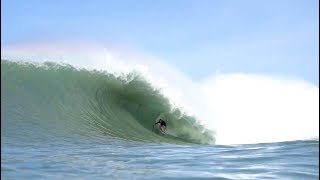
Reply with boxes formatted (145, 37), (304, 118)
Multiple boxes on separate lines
(1, 60), (215, 145)
(2, 43), (318, 145)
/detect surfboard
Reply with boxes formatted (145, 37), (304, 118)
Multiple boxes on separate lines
(153, 123), (166, 135)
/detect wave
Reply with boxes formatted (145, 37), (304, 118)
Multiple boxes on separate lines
(1, 60), (215, 144)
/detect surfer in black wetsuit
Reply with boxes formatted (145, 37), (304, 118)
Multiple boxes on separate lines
(155, 119), (166, 134)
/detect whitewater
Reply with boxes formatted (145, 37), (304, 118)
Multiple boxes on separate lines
(1, 44), (319, 179)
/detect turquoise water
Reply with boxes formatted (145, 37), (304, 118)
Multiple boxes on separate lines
(1, 60), (319, 179)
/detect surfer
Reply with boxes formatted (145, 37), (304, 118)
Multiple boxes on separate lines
(155, 119), (167, 134)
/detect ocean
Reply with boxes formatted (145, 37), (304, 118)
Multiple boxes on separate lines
(1, 60), (319, 179)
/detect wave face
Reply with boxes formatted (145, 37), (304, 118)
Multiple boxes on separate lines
(1, 60), (215, 144)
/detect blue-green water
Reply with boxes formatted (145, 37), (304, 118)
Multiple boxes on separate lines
(1, 60), (319, 179)
(2, 138), (318, 179)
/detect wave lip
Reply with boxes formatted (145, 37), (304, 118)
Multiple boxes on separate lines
(1, 60), (215, 145)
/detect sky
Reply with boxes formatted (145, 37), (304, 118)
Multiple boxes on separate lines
(1, 0), (319, 85)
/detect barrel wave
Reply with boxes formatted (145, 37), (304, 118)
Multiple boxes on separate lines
(1, 60), (215, 145)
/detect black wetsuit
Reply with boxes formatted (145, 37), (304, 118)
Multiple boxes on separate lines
(155, 120), (166, 127)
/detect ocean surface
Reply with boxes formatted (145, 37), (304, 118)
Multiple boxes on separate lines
(1, 60), (319, 179)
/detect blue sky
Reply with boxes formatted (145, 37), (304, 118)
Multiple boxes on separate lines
(2, 0), (319, 85)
